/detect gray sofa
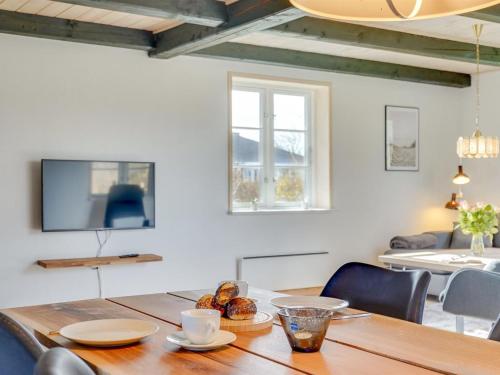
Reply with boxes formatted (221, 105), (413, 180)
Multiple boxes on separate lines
(385, 226), (499, 296)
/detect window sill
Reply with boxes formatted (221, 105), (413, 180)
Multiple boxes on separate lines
(228, 208), (333, 215)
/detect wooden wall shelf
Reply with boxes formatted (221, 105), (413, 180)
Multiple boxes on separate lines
(37, 254), (163, 269)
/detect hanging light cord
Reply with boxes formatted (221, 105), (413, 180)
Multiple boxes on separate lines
(386, 0), (423, 19)
(474, 24), (483, 130)
(456, 23), (498, 159)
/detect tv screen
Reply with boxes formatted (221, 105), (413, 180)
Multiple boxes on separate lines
(42, 160), (155, 232)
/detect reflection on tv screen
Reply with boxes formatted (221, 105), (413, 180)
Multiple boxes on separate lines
(42, 160), (155, 231)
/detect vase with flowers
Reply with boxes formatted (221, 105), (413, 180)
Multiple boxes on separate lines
(457, 203), (498, 257)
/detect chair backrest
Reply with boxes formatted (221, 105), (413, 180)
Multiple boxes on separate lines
(0, 312), (45, 375)
(442, 268), (500, 321)
(321, 262), (431, 323)
(35, 348), (94, 375)
(489, 315), (500, 342)
(104, 184), (146, 228)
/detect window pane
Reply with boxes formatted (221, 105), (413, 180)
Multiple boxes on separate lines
(91, 162), (118, 195)
(127, 163), (150, 193)
(232, 167), (262, 203)
(232, 90), (261, 128)
(274, 167), (305, 203)
(274, 93), (306, 131)
(233, 128), (261, 164)
(274, 131), (306, 165)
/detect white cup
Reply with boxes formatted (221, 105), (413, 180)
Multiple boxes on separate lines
(218, 280), (249, 297)
(181, 309), (220, 345)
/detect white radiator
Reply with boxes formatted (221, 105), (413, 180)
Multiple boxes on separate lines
(236, 252), (331, 291)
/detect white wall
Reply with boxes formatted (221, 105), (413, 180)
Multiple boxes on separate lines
(458, 72), (500, 205)
(0, 33), (461, 308)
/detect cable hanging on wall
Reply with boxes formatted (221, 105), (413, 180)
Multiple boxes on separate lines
(94, 230), (111, 299)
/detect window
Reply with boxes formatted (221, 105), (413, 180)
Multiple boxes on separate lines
(127, 163), (151, 193)
(230, 74), (331, 212)
(90, 162), (151, 196)
(91, 162), (119, 195)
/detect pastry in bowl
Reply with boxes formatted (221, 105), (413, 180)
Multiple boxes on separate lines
(215, 282), (239, 305)
(226, 297), (257, 320)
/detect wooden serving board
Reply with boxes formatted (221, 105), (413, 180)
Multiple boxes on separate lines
(220, 312), (273, 332)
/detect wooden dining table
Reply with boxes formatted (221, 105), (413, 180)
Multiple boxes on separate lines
(4, 287), (500, 375)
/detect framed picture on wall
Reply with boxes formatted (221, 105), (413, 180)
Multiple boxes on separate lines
(385, 106), (419, 171)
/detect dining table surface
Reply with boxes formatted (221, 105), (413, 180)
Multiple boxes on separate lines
(4, 287), (500, 375)
(379, 248), (500, 273)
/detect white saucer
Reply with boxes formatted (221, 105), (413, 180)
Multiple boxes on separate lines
(166, 330), (236, 351)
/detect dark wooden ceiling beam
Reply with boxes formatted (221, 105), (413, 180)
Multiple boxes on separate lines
(150, 0), (303, 59)
(0, 5), (477, 88)
(60, 0), (228, 27)
(192, 42), (471, 88)
(465, 5), (500, 23)
(268, 17), (500, 67)
(0, 10), (153, 50)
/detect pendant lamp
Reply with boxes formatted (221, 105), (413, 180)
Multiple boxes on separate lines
(290, 1), (500, 22)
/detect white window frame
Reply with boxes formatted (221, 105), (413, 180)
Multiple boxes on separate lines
(231, 86), (265, 210)
(89, 162), (120, 197)
(89, 162), (151, 197)
(231, 82), (315, 211)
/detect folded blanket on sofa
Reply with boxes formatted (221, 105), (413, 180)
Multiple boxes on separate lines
(390, 233), (438, 249)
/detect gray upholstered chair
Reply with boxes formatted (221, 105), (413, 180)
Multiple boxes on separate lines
(489, 315), (500, 342)
(440, 268), (500, 333)
(321, 262), (431, 324)
(35, 347), (94, 375)
(0, 312), (45, 375)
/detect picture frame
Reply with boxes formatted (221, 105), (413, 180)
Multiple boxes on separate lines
(385, 106), (419, 171)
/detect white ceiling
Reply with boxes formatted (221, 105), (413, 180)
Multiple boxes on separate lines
(0, 0), (182, 32)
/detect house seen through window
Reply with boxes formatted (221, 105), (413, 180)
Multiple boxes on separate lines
(230, 74), (332, 212)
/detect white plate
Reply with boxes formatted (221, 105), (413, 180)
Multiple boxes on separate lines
(167, 330), (236, 351)
(59, 319), (159, 347)
(270, 296), (349, 311)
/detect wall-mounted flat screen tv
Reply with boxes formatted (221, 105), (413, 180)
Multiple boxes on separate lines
(42, 159), (155, 232)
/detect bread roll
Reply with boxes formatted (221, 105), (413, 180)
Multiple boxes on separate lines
(196, 294), (215, 309)
(226, 297), (257, 320)
(196, 294), (225, 315)
(215, 282), (239, 305)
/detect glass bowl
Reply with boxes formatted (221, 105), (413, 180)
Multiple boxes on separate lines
(277, 307), (333, 352)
